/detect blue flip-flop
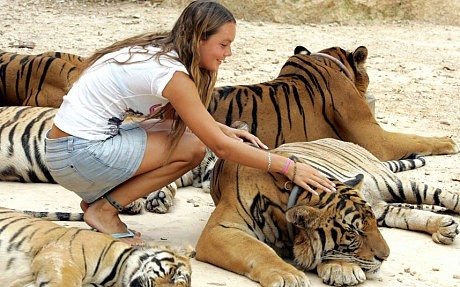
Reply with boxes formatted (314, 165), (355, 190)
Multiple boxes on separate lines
(109, 228), (135, 239)
(89, 224), (138, 239)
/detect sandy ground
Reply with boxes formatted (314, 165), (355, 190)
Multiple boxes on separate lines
(1, 1), (459, 286)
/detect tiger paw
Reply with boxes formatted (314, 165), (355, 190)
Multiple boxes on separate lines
(317, 261), (366, 286)
(145, 183), (177, 214)
(257, 267), (310, 287)
(169, 261), (192, 286)
(120, 198), (144, 215)
(431, 136), (459, 155)
(432, 216), (459, 244)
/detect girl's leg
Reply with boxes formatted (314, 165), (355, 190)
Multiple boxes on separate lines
(84, 121), (206, 244)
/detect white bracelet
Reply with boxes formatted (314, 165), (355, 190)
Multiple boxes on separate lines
(267, 152), (272, 171)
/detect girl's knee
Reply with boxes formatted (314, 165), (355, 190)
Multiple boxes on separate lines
(190, 137), (206, 166)
(179, 133), (206, 167)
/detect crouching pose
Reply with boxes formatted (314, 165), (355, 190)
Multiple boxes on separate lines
(44, 0), (335, 245)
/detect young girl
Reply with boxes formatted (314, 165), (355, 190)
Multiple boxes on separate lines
(45, 0), (335, 245)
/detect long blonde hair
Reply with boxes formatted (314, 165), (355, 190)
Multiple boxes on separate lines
(81, 0), (236, 158)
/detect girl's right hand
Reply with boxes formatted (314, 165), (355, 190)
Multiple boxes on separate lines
(287, 162), (336, 195)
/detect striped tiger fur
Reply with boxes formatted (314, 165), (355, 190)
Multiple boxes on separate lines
(210, 46), (458, 161)
(197, 160), (389, 286)
(0, 51), (83, 107)
(273, 139), (459, 243)
(0, 106), (56, 183)
(196, 138), (459, 287)
(0, 207), (192, 287)
(0, 50), (83, 107)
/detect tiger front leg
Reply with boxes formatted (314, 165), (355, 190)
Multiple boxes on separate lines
(334, 86), (458, 161)
(317, 260), (366, 286)
(196, 221), (310, 287)
(170, 263), (192, 287)
(373, 203), (459, 244)
(376, 133), (458, 160)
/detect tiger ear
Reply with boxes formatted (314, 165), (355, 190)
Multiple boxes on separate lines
(352, 46), (368, 65)
(286, 205), (328, 229)
(342, 173), (365, 190)
(179, 245), (197, 258)
(294, 46), (311, 55)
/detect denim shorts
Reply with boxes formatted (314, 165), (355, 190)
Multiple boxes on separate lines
(44, 122), (147, 203)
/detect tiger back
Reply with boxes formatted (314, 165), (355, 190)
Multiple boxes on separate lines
(0, 50), (83, 107)
(0, 207), (192, 287)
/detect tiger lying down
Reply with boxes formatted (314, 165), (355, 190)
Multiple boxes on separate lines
(0, 207), (193, 287)
(195, 138), (459, 287)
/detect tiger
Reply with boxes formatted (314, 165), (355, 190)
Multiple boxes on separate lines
(0, 50), (83, 107)
(195, 138), (459, 287)
(0, 207), (192, 287)
(209, 45), (458, 161)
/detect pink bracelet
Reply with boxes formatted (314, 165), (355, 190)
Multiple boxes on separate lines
(281, 159), (292, 175)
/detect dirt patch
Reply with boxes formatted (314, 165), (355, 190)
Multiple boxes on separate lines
(162, 0), (460, 25)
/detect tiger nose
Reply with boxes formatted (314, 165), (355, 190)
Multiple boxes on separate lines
(374, 243), (390, 262)
(375, 253), (389, 262)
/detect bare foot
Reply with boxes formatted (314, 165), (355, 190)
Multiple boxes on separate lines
(81, 199), (141, 237)
(83, 198), (145, 246)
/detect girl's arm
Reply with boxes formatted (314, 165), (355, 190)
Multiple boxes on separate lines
(163, 72), (335, 194)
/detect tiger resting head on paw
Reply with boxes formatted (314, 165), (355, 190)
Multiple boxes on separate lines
(196, 159), (389, 287)
(0, 207), (192, 287)
(286, 179), (389, 286)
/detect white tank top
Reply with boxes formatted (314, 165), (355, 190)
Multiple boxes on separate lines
(53, 46), (189, 140)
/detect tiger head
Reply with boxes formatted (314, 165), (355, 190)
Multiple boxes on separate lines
(282, 45), (369, 98)
(285, 176), (389, 278)
(121, 243), (194, 287)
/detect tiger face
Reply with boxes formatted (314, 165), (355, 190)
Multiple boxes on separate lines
(286, 180), (389, 285)
(196, 157), (390, 287)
